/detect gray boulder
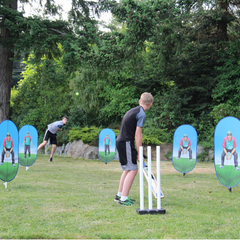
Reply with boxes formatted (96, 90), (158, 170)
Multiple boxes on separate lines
(197, 145), (204, 155)
(67, 140), (88, 158)
(55, 144), (65, 155)
(113, 149), (119, 160)
(84, 146), (98, 159)
(64, 142), (71, 155)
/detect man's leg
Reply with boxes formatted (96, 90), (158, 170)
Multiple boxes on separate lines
(38, 130), (49, 152)
(37, 141), (48, 151)
(50, 144), (57, 158)
(118, 170), (129, 193)
(104, 145), (107, 156)
(114, 170), (129, 202)
(121, 170), (138, 197)
(115, 140), (137, 205)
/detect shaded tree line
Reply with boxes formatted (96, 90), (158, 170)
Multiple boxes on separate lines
(1, 0), (240, 148)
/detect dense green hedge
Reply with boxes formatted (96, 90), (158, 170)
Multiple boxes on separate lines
(68, 126), (162, 146)
(69, 126), (101, 144)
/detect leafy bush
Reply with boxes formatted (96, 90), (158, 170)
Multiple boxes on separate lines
(142, 135), (162, 146)
(143, 120), (173, 144)
(69, 126), (120, 146)
(197, 152), (208, 162)
(69, 126), (102, 144)
(165, 152), (172, 160)
(37, 134), (45, 154)
(11, 58), (72, 135)
(107, 123), (121, 130)
(69, 126), (162, 147)
(210, 103), (240, 125)
(112, 129), (119, 137)
(56, 130), (69, 146)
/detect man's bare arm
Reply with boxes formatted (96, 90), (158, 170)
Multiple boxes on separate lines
(135, 126), (143, 161)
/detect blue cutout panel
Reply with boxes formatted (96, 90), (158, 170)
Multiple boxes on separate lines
(19, 125), (38, 167)
(0, 120), (19, 182)
(98, 128), (116, 163)
(172, 124), (198, 174)
(214, 116), (240, 188)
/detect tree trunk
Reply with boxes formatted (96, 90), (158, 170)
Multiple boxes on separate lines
(0, 0), (17, 122)
(217, 0), (230, 41)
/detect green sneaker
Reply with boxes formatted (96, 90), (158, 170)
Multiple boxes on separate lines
(119, 197), (134, 206)
(114, 195), (121, 202)
(129, 198), (135, 203)
(115, 195), (135, 203)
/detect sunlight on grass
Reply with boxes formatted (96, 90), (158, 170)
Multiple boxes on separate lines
(0, 155), (240, 239)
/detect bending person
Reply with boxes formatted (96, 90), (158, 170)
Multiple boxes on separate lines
(219, 131), (239, 171)
(176, 134), (192, 162)
(1, 133), (15, 167)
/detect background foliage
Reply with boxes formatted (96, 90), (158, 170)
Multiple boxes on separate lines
(6, 0), (240, 154)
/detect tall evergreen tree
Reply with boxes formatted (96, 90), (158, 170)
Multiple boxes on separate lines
(0, 0), (17, 122)
(0, 0), (99, 122)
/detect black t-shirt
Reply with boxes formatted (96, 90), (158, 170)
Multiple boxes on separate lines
(117, 106), (146, 142)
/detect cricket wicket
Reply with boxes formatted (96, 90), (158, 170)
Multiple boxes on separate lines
(136, 146), (166, 215)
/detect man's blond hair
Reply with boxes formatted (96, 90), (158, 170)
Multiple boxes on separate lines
(140, 92), (153, 105)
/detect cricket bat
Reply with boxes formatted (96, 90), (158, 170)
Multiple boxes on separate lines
(143, 161), (164, 198)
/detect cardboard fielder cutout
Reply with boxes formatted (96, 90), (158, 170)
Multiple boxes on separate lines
(19, 125), (38, 167)
(214, 116), (240, 189)
(172, 124), (198, 174)
(98, 128), (116, 163)
(0, 120), (19, 182)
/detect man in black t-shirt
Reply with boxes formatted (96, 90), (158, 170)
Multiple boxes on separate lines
(114, 92), (153, 206)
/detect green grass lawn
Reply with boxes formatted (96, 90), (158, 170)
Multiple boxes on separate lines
(173, 157), (196, 173)
(19, 153), (37, 167)
(0, 162), (19, 182)
(1, 155), (240, 239)
(98, 151), (115, 163)
(215, 164), (240, 187)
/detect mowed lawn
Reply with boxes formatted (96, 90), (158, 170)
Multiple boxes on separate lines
(1, 155), (240, 239)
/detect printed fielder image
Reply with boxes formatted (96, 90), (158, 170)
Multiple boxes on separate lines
(214, 116), (240, 188)
(219, 131), (239, 171)
(98, 128), (116, 163)
(103, 134), (111, 156)
(176, 134), (193, 162)
(19, 125), (38, 167)
(23, 132), (33, 159)
(0, 120), (19, 182)
(1, 133), (15, 167)
(172, 125), (197, 174)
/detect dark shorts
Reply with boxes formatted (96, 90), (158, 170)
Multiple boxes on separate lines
(116, 141), (138, 171)
(44, 130), (57, 145)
